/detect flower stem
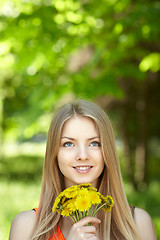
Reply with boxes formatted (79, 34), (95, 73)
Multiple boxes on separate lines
(79, 211), (83, 219)
(88, 206), (92, 216)
(92, 204), (99, 216)
(69, 215), (76, 223)
(92, 203), (107, 217)
(75, 210), (79, 221)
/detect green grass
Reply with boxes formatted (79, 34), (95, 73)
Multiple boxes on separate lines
(0, 154), (42, 239)
(0, 180), (41, 239)
(0, 154), (160, 239)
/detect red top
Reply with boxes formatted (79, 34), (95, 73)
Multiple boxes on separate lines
(33, 208), (65, 240)
(49, 225), (65, 240)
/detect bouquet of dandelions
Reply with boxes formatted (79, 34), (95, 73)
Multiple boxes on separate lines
(52, 183), (114, 224)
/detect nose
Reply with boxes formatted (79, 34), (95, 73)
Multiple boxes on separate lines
(76, 145), (89, 161)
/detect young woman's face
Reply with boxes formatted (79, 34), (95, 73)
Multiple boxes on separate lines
(57, 116), (104, 188)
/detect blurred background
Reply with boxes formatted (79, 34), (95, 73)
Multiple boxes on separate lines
(0, 0), (160, 239)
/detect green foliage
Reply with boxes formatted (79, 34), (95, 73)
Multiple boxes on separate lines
(0, 180), (41, 240)
(0, 0), (159, 140)
(0, 155), (42, 182)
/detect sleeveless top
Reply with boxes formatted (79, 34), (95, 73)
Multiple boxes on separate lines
(32, 208), (65, 240)
(33, 206), (135, 240)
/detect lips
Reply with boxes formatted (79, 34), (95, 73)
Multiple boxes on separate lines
(73, 166), (93, 173)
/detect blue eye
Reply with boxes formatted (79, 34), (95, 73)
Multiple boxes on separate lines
(90, 141), (101, 147)
(63, 142), (73, 147)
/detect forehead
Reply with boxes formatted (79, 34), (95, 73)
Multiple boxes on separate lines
(61, 116), (99, 136)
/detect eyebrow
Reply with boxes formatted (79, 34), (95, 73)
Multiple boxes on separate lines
(60, 136), (100, 140)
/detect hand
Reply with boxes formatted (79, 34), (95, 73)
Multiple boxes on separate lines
(66, 216), (101, 240)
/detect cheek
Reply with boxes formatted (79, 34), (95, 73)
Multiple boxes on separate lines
(101, 162), (105, 172)
(99, 159), (104, 170)
(57, 155), (65, 176)
(98, 155), (105, 173)
(57, 149), (71, 168)
(57, 151), (62, 169)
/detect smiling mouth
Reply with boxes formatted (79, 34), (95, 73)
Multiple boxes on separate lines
(73, 166), (93, 171)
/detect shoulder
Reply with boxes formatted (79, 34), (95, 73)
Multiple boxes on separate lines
(134, 207), (157, 240)
(9, 210), (37, 240)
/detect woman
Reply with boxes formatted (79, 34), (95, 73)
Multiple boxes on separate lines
(9, 100), (156, 240)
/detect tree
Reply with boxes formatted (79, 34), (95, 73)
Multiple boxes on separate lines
(0, 0), (160, 188)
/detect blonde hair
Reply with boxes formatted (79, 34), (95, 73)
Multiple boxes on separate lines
(31, 99), (140, 240)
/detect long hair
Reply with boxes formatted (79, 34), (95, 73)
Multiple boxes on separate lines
(31, 100), (140, 240)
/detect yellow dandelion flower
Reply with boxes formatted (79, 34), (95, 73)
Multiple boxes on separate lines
(106, 195), (114, 207)
(52, 195), (62, 212)
(78, 183), (91, 188)
(62, 186), (78, 199)
(88, 191), (101, 205)
(100, 195), (114, 212)
(88, 186), (97, 192)
(75, 196), (92, 211)
(57, 191), (65, 200)
(65, 185), (78, 193)
(52, 201), (64, 213)
(78, 188), (89, 198)
(52, 205), (56, 212)
(100, 195), (114, 205)
(52, 184), (114, 222)
(64, 189), (79, 199)
(61, 207), (72, 216)
(61, 196), (66, 205)
(99, 193), (106, 201)
(102, 204), (112, 212)
(67, 199), (77, 212)
(56, 209), (61, 214)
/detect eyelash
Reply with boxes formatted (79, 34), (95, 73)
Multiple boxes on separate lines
(62, 141), (101, 147)
(90, 141), (101, 147)
(63, 142), (74, 147)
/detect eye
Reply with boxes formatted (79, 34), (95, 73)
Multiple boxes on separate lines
(90, 141), (101, 147)
(63, 142), (74, 147)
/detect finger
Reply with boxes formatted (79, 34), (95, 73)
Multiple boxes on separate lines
(79, 232), (96, 238)
(74, 226), (96, 236)
(77, 228), (98, 239)
(74, 216), (101, 228)
(88, 237), (99, 240)
(81, 225), (96, 234)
